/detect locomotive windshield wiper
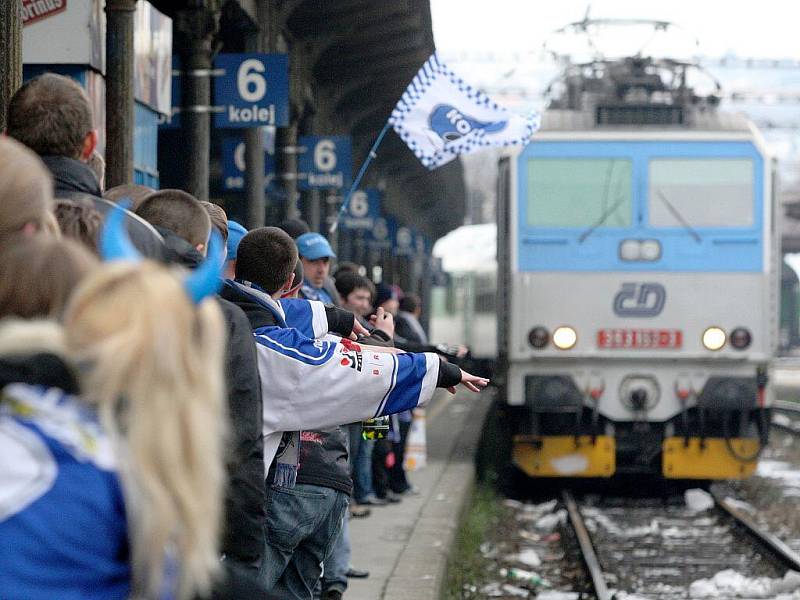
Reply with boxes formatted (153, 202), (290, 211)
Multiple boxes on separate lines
(578, 195), (627, 243)
(655, 189), (702, 244)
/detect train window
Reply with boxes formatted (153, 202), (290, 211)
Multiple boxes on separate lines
(526, 158), (632, 227)
(648, 159), (754, 228)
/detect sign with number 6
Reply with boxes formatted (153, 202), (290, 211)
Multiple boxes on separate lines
(214, 53), (289, 128)
(298, 136), (352, 190)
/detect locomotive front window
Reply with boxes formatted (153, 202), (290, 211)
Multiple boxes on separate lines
(648, 159), (754, 228)
(526, 158), (632, 228)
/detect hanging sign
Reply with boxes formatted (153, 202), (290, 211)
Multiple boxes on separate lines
(221, 137), (276, 191)
(298, 136), (352, 190)
(340, 188), (381, 230)
(213, 53), (289, 128)
(393, 225), (417, 257)
(368, 216), (396, 250)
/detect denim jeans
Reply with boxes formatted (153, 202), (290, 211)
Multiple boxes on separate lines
(259, 483), (349, 600)
(353, 436), (375, 503)
(321, 511), (350, 594)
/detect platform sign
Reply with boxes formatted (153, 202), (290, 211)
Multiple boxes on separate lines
(368, 216), (396, 250)
(393, 225), (417, 257)
(298, 136), (352, 190)
(213, 53), (288, 128)
(222, 138), (276, 191)
(340, 188), (381, 230)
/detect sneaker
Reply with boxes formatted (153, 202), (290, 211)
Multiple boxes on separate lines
(384, 490), (402, 503)
(360, 495), (388, 506)
(345, 567), (370, 578)
(402, 485), (421, 496)
(349, 503), (371, 518)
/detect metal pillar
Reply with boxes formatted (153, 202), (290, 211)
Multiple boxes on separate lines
(279, 122), (300, 219)
(105, 0), (137, 188)
(0, 1), (22, 133)
(244, 31), (264, 228)
(174, 6), (217, 201)
(308, 189), (321, 232)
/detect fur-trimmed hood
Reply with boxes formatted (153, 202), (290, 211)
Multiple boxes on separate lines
(0, 319), (79, 393)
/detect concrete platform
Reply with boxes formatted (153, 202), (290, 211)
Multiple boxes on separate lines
(345, 388), (492, 600)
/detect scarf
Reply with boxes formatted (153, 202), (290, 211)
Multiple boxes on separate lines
(234, 279), (300, 488)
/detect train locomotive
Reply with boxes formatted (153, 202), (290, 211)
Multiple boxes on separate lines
(496, 51), (778, 480)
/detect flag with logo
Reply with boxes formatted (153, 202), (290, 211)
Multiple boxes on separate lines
(389, 54), (540, 170)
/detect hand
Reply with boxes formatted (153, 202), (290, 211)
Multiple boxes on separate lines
(454, 344), (469, 359)
(370, 307), (395, 338)
(350, 319), (369, 341)
(447, 369), (490, 394)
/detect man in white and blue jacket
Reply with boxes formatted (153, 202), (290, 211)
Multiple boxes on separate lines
(219, 227), (488, 596)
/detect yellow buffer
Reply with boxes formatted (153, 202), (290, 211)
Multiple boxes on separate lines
(512, 435), (615, 477)
(662, 437), (759, 479)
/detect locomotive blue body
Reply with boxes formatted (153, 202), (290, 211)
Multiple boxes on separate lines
(496, 58), (778, 479)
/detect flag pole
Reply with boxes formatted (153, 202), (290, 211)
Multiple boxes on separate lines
(329, 120), (392, 234)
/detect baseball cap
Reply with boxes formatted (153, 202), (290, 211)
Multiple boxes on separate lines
(226, 220), (247, 260)
(296, 232), (337, 260)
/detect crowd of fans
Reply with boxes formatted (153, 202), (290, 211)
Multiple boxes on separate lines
(0, 72), (487, 600)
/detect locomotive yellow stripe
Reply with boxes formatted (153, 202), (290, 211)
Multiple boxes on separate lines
(662, 437), (759, 479)
(512, 435), (615, 478)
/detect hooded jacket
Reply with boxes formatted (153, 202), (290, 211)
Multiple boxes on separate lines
(219, 280), (460, 473)
(153, 227), (265, 568)
(0, 320), (130, 600)
(0, 320), (281, 600)
(41, 155), (165, 260)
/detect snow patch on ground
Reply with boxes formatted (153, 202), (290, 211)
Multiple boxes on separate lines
(757, 460), (800, 497)
(534, 510), (567, 531)
(685, 488), (715, 513)
(689, 569), (800, 598)
(510, 548), (542, 568)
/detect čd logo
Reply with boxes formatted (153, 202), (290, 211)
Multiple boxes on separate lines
(613, 283), (666, 317)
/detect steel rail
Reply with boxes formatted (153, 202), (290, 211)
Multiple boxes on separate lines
(713, 491), (800, 573)
(772, 400), (800, 414)
(771, 401), (800, 435)
(562, 491), (612, 600)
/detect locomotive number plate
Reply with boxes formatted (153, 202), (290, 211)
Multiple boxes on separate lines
(597, 329), (682, 349)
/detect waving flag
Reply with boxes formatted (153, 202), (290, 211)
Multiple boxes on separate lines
(389, 54), (540, 170)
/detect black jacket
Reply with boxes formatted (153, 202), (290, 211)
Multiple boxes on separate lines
(157, 229), (265, 567)
(41, 155), (165, 260)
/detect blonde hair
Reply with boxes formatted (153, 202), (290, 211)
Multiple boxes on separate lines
(0, 136), (55, 239)
(62, 262), (227, 599)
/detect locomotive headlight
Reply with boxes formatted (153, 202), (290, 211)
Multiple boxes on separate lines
(528, 326), (550, 349)
(552, 326), (577, 350)
(730, 327), (752, 350)
(702, 326), (726, 351)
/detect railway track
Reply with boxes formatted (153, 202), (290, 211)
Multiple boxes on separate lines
(562, 490), (800, 600)
(771, 401), (800, 436)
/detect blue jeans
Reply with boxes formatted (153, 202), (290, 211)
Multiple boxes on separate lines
(259, 483), (349, 599)
(321, 511), (350, 593)
(353, 437), (375, 503)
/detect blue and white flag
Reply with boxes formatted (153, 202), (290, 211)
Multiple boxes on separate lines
(389, 54), (540, 170)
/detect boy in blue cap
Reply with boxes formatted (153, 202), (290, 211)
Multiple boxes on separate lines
(225, 219), (248, 279)
(296, 232), (338, 304)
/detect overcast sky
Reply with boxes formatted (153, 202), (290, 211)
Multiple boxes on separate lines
(431, 1), (800, 59)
